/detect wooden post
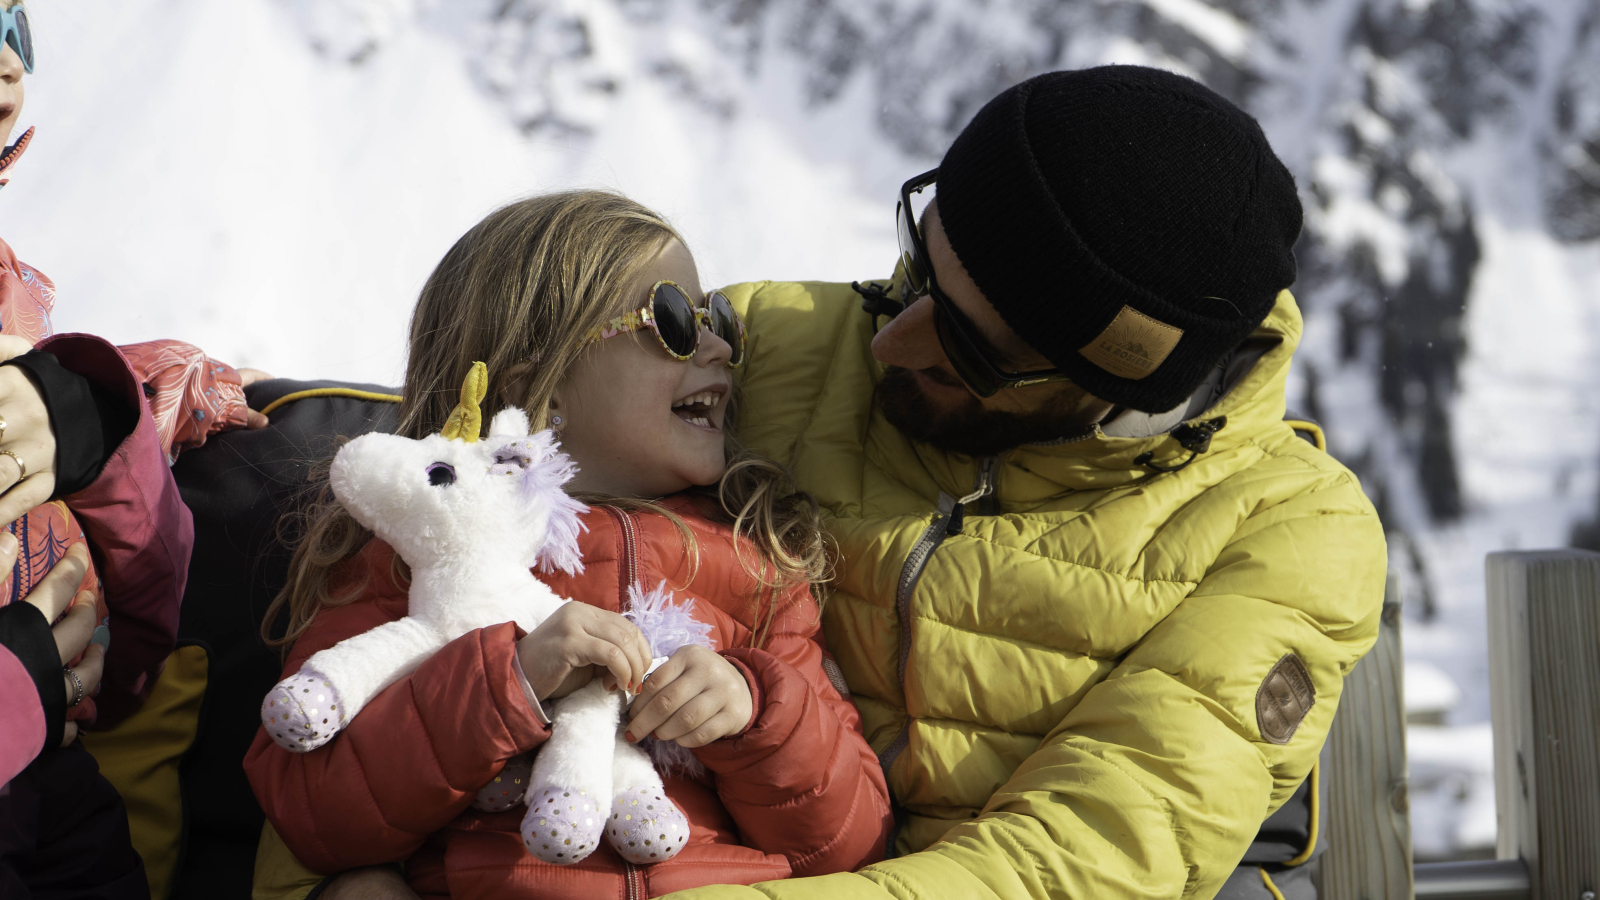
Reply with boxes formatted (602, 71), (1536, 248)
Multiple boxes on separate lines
(1319, 571), (1414, 900)
(1487, 550), (1600, 900)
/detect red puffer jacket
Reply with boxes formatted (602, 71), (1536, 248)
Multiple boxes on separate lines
(245, 496), (891, 899)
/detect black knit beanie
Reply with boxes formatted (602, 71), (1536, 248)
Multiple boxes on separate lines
(937, 65), (1303, 414)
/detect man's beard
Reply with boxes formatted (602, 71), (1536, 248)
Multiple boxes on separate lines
(876, 366), (1099, 457)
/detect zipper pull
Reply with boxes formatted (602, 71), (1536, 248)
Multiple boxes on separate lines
(946, 457), (999, 536)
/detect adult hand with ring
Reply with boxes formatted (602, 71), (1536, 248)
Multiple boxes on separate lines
(0, 534), (102, 746)
(0, 334), (57, 524)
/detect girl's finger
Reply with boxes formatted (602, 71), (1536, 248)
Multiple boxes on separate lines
(21, 544), (90, 628)
(60, 721), (78, 748)
(0, 530), (17, 571)
(626, 668), (704, 742)
(673, 710), (736, 749)
(627, 654), (686, 718)
(592, 617), (650, 690)
(586, 638), (635, 694)
(73, 641), (106, 697)
(0, 471), (53, 528)
(51, 592), (97, 665)
(651, 690), (720, 744)
(631, 631), (655, 689)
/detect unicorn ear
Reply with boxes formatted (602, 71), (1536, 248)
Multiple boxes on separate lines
(489, 407), (531, 438)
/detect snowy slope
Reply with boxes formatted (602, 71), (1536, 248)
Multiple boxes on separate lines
(0, 0), (910, 383)
(5, 0), (1598, 859)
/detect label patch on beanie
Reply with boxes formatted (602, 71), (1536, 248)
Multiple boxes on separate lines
(1079, 306), (1184, 380)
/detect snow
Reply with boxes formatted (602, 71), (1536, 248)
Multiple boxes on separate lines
(0, 0), (911, 384)
(1404, 660), (1463, 716)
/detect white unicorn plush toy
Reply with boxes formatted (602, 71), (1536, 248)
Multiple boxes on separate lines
(261, 362), (706, 866)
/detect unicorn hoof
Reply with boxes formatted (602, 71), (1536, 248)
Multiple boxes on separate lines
(473, 754), (534, 813)
(521, 785), (606, 865)
(605, 785), (688, 864)
(261, 668), (345, 753)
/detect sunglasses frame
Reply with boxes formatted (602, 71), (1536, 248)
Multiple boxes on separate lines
(1, 4), (32, 75)
(897, 168), (1075, 398)
(582, 280), (746, 368)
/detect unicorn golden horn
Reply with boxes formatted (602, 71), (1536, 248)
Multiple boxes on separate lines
(441, 361), (488, 443)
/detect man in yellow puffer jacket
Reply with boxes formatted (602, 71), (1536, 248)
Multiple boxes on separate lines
(670, 67), (1386, 900)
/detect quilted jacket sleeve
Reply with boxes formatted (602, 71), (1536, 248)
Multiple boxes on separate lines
(243, 558), (551, 874)
(664, 472), (1386, 900)
(692, 582), (892, 876)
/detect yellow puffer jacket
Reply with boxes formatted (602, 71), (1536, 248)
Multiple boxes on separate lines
(669, 282), (1386, 900)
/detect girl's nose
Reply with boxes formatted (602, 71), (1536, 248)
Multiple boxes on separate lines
(695, 321), (734, 368)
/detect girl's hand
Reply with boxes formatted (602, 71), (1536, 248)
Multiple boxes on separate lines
(0, 335), (58, 524)
(624, 645), (753, 748)
(0, 535), (103, 746)
(515, 602), (653, 701)
(238, 368), (275, 429)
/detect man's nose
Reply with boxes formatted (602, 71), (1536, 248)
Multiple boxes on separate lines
(870, 295), (949, 371)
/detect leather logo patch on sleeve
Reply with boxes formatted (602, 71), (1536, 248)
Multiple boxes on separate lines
(1078, 305), (1185, 380)
(1256, 653), (1316, 744)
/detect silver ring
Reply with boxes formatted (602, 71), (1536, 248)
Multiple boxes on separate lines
(0, 411), (7, 443)
(64, 666), (84, 707)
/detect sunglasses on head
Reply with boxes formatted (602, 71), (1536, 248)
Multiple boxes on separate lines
(582, 280), (746, 367)
(897, 168), (1075, 398)
(1, 4), (32, 75)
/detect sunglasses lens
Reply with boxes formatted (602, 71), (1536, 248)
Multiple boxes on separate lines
(12, 10), (30, 71)
(707, 291), (744, 365)
(651, 283), (698, 358)
(933, 303), (1000, 398)
(897, 202), (929, 295)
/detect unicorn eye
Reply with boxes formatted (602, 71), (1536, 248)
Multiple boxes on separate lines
(426, 462), (457, 487)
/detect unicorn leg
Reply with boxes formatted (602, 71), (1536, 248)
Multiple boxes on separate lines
(604, 736), (689, 864)
(261, 615), (445, 753)
(521, 680), (619, 864)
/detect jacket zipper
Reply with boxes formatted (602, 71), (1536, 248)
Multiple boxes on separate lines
(876, 458), (998, 775)
(624, 861), (645, 900)
(603, 506), (642, 604)
(606, 506), (648, 900)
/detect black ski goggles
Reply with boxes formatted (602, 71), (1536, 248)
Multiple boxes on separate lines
(583, 280), (746, 367)
(1, 5), (32, 75)
(897, 168), (1074, 398)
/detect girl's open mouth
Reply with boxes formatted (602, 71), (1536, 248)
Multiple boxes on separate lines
(671, 391), (722, 429)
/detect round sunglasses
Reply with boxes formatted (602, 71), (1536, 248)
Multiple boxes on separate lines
(897, 168), (1074, 398)
(582, 281), (746, 367)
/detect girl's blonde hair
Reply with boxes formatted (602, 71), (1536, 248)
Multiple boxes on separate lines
(265, 191), (829, 651)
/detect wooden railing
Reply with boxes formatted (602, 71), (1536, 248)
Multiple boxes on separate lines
(1316, 552), (1600, 900)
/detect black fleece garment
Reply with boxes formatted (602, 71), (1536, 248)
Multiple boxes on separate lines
(2, 350), (137, 497)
